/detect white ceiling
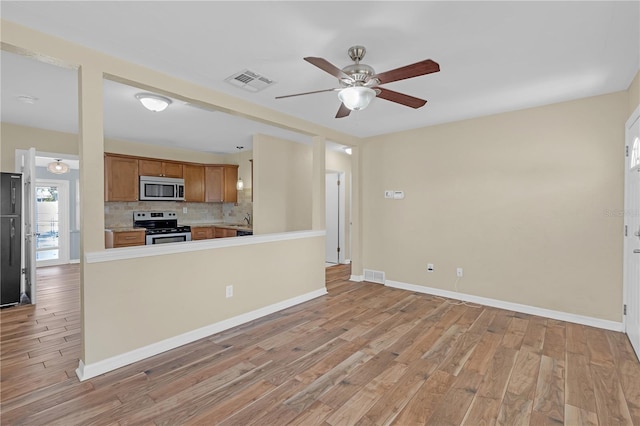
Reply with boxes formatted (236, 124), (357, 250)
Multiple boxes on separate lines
(1, 1), (638, 154)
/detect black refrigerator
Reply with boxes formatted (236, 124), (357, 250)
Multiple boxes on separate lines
(1, 172), (22, 307)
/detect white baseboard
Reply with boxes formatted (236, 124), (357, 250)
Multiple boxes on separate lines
(69, 259), (80, 264)
(342, 259), (351, 265)
(350, 275), (364, 282)
(75, 287), (328, 381)
(385, 280), (624, 332)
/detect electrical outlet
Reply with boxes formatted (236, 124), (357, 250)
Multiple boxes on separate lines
(183, 207), (188, 214)
(456, 268), (463, 277)
(427, 263), (434, 272)
(226, 285), (233, 298)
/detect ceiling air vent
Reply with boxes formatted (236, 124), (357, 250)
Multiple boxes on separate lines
(225, 69), (276, 92)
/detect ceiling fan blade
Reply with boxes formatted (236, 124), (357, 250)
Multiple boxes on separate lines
(335, 103), (351, 118)
(373, 59), (440, 85)
(304, 57), (351, 80)
(275, 88), (339, 99)
(376, 87), (427, 109)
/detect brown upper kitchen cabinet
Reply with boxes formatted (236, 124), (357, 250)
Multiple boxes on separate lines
(104, 154), (138, 201)
(139, 159), (183, 178)
(205, 165), (238, 203)
(183, 164), (205, 202)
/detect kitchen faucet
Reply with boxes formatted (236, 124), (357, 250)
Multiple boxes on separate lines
(244, 213), (251, 226)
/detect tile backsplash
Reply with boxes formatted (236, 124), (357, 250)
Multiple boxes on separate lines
(104, 189), (253, 228)
(223, 188), (253, 224)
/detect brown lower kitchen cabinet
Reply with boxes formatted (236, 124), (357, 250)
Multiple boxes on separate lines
(214, 227), (237, 238)
(105, 229), (146, 248)
(191, 226), (214, 240)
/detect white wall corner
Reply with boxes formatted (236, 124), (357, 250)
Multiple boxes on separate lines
(385, 280), (624, 332)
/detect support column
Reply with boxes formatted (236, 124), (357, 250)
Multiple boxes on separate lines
(78, 65), (104, 364)
(311, 135), (326, 231)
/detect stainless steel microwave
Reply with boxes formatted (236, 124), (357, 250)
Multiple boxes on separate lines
(139, 176), (185, 201)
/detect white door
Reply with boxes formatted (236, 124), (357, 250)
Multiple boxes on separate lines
(17, 148), (37, 304)
(624, 107), (640, 360)
(35, 179), (70, 267)
(325, 173), (340, 264)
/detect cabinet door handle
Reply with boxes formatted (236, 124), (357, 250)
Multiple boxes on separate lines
(124, 236), (137, 240)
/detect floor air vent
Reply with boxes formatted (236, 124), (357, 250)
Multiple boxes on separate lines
(225, 69), (276, 92)
(363, 269), (385, 284)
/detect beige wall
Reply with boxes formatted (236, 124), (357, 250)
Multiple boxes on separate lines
(253, 133), (312, 234)
(361, 91), (628, 322)
(85, 236), (325, 364)
(105, 138), (229, 164)
(0, 122), (231, 171)
(1, 122), (78, 171)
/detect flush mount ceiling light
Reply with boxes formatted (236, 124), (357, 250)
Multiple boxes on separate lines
(47, 159), (70, 174)
(135, 93), (172, 112)
(236, 146), (244, 190)
(337, 86), (376, 111)
(344, 147), (353, 155)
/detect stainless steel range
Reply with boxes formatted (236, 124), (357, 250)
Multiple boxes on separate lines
(133, 211), (191, 245)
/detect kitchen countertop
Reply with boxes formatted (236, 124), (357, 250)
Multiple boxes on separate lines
(105, 227), (146, 232)
(185, 223), (253, 232)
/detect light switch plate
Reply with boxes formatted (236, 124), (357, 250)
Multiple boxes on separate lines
(393, 191), (405, 199)
(384, 190), (394, 199)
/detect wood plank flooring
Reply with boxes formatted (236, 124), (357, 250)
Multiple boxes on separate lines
(1, 263), (639, 425)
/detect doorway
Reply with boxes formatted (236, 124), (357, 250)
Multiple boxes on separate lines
(35, 179), (69, 266)
(325, 171), (345, 265)
(624, 106), (640, 360)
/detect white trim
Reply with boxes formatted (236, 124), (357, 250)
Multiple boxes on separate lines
(342, 258), (351, 265)
(75, 287), (328, 381)
(69, 259), (80, 264)
(86, 230), (325, 263)
(385, 279), (624, 332)
(350, 274), (364, 282)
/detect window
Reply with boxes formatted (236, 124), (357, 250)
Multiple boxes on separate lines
(632, 136), (640, 169)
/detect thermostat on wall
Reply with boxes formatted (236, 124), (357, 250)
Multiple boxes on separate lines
(393, 191), (405, 199)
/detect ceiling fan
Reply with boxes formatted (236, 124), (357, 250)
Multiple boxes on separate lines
(276, 45), (440, 118)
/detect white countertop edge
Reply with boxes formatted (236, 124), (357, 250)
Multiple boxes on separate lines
(85, 230), (326, 264)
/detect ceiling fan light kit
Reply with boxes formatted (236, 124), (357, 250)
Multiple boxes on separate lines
(338, 86), (376, 111)
(135, 93), (172, 112)
(276, 45), (440, 118)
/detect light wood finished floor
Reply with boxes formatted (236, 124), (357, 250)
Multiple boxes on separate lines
(1, 263), (639, 425)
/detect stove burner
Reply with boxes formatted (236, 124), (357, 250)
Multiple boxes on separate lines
(133, 211), (191, 235)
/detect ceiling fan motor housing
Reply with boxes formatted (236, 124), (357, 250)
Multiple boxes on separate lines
(342, 46), (376, 86)
(341, 63), (375, 84)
